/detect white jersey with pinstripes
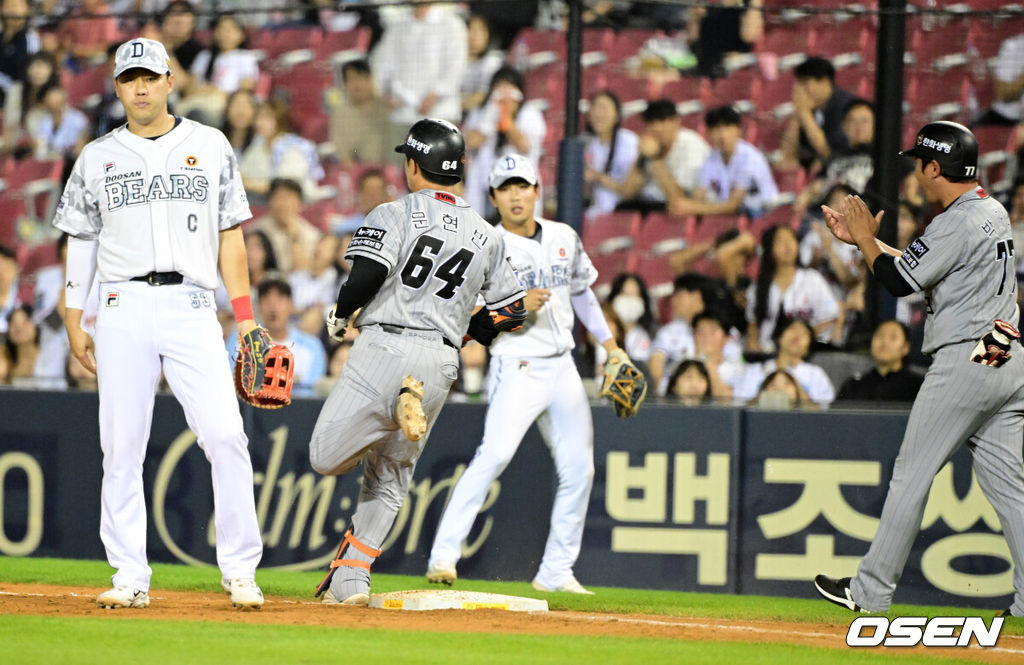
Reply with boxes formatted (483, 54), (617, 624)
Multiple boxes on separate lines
(52, 118), (251, 290)
(345, 189), (524, 345)
(489, 218), (597, 358)
(895, 186), (1020, 354)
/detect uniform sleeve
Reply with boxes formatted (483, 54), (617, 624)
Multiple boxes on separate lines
(481, 233), (526, 308)
(569, 229), (598, 294)
(895, 217), (964, 293)
(345, 204), (406, 272)
(218, 133), (252, 230)
(53, 150), (103, 240)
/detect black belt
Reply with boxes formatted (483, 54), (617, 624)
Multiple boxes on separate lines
(131, 271), (184, 286)
(380, 324), (457, 349)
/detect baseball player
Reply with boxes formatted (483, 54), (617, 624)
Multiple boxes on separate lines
(814, 121), (1024, 617)
(53, 38), (264, 610)
(308, 119), (527, 606)
(426, 153), (631, 594)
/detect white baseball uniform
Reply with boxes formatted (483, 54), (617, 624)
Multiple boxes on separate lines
(53, 116), (263, 592)
(428, 217), (607, 590)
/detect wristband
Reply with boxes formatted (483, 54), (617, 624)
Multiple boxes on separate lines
(232, 296), (254, 322)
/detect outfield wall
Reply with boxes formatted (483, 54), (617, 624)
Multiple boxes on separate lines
(0, 390), (1014, 609)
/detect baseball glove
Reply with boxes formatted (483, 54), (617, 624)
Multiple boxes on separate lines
(233, 326), (295, 409)
(600, 349), (647, 418)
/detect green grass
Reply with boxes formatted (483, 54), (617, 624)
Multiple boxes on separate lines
(1, 556), (1020, 664)
(0, 615), (996, 665)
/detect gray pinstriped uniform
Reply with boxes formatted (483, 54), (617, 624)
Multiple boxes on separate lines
(851, 187), (1024, 614)
(308, 188), (524, 601)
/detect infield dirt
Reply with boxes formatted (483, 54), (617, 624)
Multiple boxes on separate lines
(1, 583), (1022, 663)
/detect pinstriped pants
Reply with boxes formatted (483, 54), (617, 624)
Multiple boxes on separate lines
(308, 325), (460, 509)
(851, 340), (1024, 614)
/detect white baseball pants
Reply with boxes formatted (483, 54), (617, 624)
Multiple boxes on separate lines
(429, 352), (594, 589)
(93, 280), (263, 591)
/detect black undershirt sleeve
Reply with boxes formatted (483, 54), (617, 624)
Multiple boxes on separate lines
(335, 257), (389, 318)
(873, 253), (916, 297)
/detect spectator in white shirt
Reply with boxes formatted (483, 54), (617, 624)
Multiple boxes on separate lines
(240, 100), (325, 199)
(671, 105), (777, 219)
(583, 90), (640, 218)
(606, 272), (656, 364)
(615, 98), (711, 216)
(735, 317), (835, 405)
(373, 2), (467, 148)
(463, 66), (546, 217)
(461, 13), (504, 117)
(291, 233), (341, 335)
(25, 81), (89, 160)
(976, 33), (1024, 126)
(179, 13), (259, 123)
(746, 225), (840, 353)
(649, 272), (706, 391)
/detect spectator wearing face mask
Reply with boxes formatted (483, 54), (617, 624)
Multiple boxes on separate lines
(606, 273), (656, 364)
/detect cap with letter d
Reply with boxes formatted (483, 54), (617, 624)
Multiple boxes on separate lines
(394, 118), (465, 180)
(899, 120), (978, 179)
(489, 153), (539, 190)
(114, 38), (172, 79)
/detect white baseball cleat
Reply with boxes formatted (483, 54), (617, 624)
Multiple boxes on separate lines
(222, 578), (264, 610)
(96, 586), (150, 609)
(531, 576), (594, 595)
(396, 376), (427, 441)
(322, 589), (370, 606)
(426, 561), (457, 585)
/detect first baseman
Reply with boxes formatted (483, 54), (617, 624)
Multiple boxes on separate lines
(53, 39), (264, 610)
(814, 121), (1024, 617)
(426, 153), (630, 594)
(308, 119), (527, 605)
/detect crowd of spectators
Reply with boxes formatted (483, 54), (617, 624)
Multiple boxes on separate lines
(2, 1), (1023, 411)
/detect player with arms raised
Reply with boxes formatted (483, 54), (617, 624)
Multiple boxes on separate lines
(308, 119), (527, 605)
(54, 38), (265, 610)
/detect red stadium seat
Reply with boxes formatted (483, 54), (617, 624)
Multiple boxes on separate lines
(632, 250), (675, 293)
(590, 248), (632, 289)
(0, 195), (27, 246)
(1, 158), (62, 190)
(583, 211), (639, 254)
(64, 64), (108, 110)
(21, 241), (59, 275)
(317, 27), (372, 61)
(634, 212), (689, 255)
(691, 214), (745, 246)
(302, 199), (336, 233)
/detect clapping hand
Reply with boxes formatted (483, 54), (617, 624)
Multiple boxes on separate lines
(822, 195), (883, 246)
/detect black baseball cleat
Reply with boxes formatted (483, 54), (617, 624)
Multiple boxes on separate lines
(1000, 609), (1016, 618)
(814, 574), (864, 612)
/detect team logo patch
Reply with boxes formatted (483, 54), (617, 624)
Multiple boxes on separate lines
(558, 247), (566, 257)
(977, 186), (989, 198)
(105, 291), (120, 307)
(518, 360), (530, 371)
(104, 162), (116, 173)
(435, 191), (456, 204)
(56, 196), (66, 213)
(186, 155), (197, 166)
(908, 239), (929, 259)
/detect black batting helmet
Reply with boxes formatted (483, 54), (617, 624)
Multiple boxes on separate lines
(394, 118), (466, 181)
(899, 121), (978, 180)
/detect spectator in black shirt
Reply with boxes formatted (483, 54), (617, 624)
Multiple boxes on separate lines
(782, 56), (856, 171)
(686, 0), (763, 78)
(158, 0), (203, 95)
(0, 0), (39, 106)
(837, 320), (923, 404)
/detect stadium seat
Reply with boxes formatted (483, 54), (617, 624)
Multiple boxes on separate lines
(606, 29), (655, 66)
(0, 195), (27, 246)
(316, 27), (372, 62)
(261, 26), (323, 62)
(691, 214), (746, 246)
(631, 251), (675, 295)
(21, 241), (59, 275)
(64, 64), (108, 110)
(302, 199), (335, 233)
(907, 16), (971, 71)
(807, 18), (873, 62)
(583, 211), (639, 255)
(1, 158), (62, 190)
(634, 212), (689, 256)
